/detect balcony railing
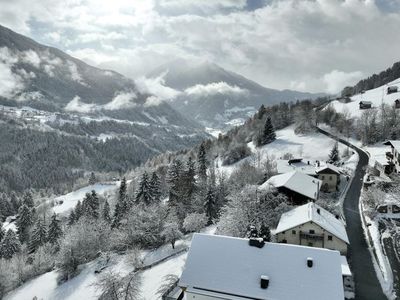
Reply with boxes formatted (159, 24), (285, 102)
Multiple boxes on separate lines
(386, 152), (393, 160)
(300, 231), (324, 241)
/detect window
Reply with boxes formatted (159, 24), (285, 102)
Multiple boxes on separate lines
(292, 230), (296, 235)
(282, 231), (285, 234)
(329, 176), (333, 180)
(308, 242), (313, 247)
(309, 229), (315, 234)
(321, 175), (325, 180)
(328, 235), (333, 241)
(281, 239), (287, 243)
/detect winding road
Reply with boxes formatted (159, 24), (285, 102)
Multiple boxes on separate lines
(316, 127), (387, 300)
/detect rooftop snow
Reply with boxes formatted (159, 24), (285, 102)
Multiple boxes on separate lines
(275, 202), (349, 244)
(341, 256), (352, 277)
(316, 163), (341, 175)
(179, 234), (344, 300)
(276, 159), (317, 175)
(260, 171), (322, 200)
(384, 140), (400, 152)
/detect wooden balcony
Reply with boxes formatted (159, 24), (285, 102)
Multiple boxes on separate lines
(300, 231), (324, 241)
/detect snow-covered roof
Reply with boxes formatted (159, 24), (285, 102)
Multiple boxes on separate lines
(360, 100), (372, 104)
(180, 234), (344, 300)
(340, 256), (352, 277)
(276, 159), (316, 176)
(275, 202), (349, 244)
(384, 140), (400, 152)
(260, 171), (322, 200)
(316, 163), (341, 175)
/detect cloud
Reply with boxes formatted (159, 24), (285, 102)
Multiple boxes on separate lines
(103, 92), (137, 110)
(64, 96), (96, 113)
(21, 50), (41, 68)
(136, 72), (181, 100)
(323, 70), (364, 94)
(67, 61), (87, 85)
(144, 95), (163, 107)
(184, 82), (248, 97)
(2, 0), (400, 94)
(0, 47), (24, 98)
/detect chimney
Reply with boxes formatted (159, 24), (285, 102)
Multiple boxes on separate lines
(249, 238), (265, 248)
(307, 160), (310, 165)
(307, 257), (313, 268)
(260, 275), (269, 289)
(317, 208), (320, 214)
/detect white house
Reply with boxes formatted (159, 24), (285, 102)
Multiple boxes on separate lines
(179, 233), (345, 300)
(260, 171), (322, 205)
(275, 202), (349, 255)
(316, 164), (341, 192)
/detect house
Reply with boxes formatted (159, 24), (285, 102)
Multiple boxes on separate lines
(383, 140), (400, 173)
(316, 164), (341, 192)
(179, 233), (345, 300)
(275, 202), (349, 255)
(395, 99), (400, 109)
(260, 171), (322, 204)
(276, 158), (317, 176)
(387, 86), (398, 94)
(359, 101), (372, 109)
(374, 157), (393, 176)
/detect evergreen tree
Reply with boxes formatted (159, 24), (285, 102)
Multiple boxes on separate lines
(112, 177), (128, 228)
(328, 142), (340, 163)
(184, 157), (196, 203)
(29, 218), (47, 252)
(259, 116), (276, 146)
(89, 172), (96, 185)
(75, 200), (83, 220)
(166, 159), (184, 207)
(48, 213), (62, 244)
(68, 210), (76, 225)
(257, 104), (267, 119)
(10, 192), (20, 213)
(260, 223), (271, 242)
(204, 188), (216, 225)
(102, 200), (111, 223)
(136, 172), (152, 205)
(23, 191), (34, 208)
(16, 204), (32, 243)
(0, 222), (4, 242)
(0, 229), (21, 259)
(149, 172), (161, 203)
(82, 191), (100, 218)
(197, 143), (208, 182)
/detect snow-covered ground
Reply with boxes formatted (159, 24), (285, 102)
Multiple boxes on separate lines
(4, 226), (216, 300)
(328, 78), (400, 118)
(217, 125), (349, 177)
(52, 182), (121, 215)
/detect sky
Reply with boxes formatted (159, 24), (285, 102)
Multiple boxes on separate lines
(1, 0), (400, 94)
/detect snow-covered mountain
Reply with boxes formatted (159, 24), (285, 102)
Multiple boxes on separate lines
(147, 59), (325, 129)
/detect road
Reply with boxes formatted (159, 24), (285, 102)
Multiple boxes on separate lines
(316, 127), (387, 300)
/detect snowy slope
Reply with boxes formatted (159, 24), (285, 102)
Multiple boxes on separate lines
(329, 79), (400, 118)
(52, 182), (121, 215)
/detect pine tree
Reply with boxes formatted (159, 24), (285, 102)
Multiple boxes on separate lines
(0, 229), (21, 259)
(328, 142), (340, 163)
(16, 204), (32, 243)
(136, 172), (151, 205)
(197, 143), (208, 182)
(89, 172), (96, 185)
(102, 200), (111, 223)
(112, 177), (128, 228)
(166, 159), (183, 207)
(82, 191), (100, 218)
(260, 223), (271, 242)
(184, 157), (196, 203)
(259, 116), (276, 146)
(75, 200), (83, 221)
(48, 213), (62, 244)
(0, 222), (4, 242)
(149, 172), (161, 203)
(29, 218), (47, 252)
(68, 210), (76, 225)
(204, 187), (216, 225)
(23, 191), (34, 208)
(257, 104), (267, 119)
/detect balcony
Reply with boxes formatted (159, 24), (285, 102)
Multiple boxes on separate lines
(386, 152), (393, 160)
(300, 231), (324, 241)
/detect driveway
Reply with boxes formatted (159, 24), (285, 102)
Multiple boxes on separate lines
(317, 127), (387, 300)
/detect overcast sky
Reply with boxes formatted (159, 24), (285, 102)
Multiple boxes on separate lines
(1, 0), (400, 93)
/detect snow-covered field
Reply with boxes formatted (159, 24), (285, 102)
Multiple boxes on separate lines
(328, 78), (400, 118)
(52, 182), (121, 215)
(218, 125), (349, 176)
